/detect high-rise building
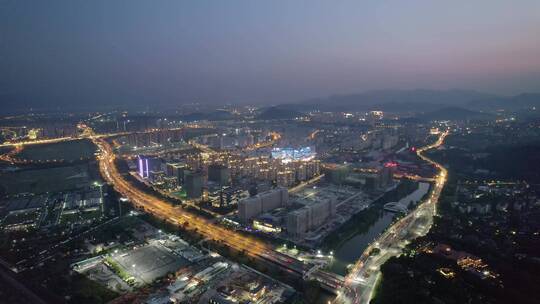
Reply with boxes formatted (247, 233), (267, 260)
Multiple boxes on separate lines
(238, 187), (288, 223)
(166, 163), (177, 176)
(286, 198), (337, 237)
(137, 155), (162, 178)
(185, 171), (204, 199)
(377, 164), (395, 190)
(166, 162), (189, 184)
(277, 170), (295, 187)
(208, 164), (230, 186)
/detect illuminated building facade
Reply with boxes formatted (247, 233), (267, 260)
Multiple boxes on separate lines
(137, 155), (162, 178)
(271, 147), (316, 162)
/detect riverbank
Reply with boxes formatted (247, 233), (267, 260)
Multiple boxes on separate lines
(322, 180), (419, 251)
(322, 180), (430, 275)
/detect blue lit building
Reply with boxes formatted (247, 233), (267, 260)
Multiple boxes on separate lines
(271, 147), (315, 162)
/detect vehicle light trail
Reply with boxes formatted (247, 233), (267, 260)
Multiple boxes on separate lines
(92, 136), (270, 257)
(91, 132), (345, 291)
(334, 130), (449, 304)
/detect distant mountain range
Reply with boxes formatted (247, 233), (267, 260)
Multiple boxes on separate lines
(415, 106), (494, 121)
(256, 106), (303, 120)
(180, 110), (236, 122)
(280, 89), (540, 114)
(466, 93), (540, 111)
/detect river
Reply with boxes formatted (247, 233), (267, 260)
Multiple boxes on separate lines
(327, 182), (430, 275)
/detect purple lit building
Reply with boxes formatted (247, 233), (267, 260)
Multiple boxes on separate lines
(137, 155), (162, 178)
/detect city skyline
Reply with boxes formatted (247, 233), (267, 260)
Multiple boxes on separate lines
(1, 2), (540, 304)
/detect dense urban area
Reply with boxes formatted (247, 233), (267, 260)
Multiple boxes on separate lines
(1, 97), (539, 304)
(2, 2), (540, 303)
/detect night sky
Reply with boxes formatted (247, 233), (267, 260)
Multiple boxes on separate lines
(1, 1), (540, 108)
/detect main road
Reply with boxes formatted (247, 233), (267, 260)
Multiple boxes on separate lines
(1, 123), (342, 288)
(4, 123), (274, 258)
(92, 136), (270, 256)
(334, 130), (449, 304)
(91, 131), (347, 290)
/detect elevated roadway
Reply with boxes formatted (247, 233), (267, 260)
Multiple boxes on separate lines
(0, 124), (341, 291)
(92, 135), (342, 291)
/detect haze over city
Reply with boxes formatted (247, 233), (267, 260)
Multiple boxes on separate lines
(1, 2), (540, 304)
(2, 0), (540, 109)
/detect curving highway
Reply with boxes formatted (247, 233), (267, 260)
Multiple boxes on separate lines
(334, 130), (449, 304)
(91, 132), (346, 291)
(92, 136), (270, 256)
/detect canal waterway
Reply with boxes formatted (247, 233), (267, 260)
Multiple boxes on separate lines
(328, 182), (430, 275)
